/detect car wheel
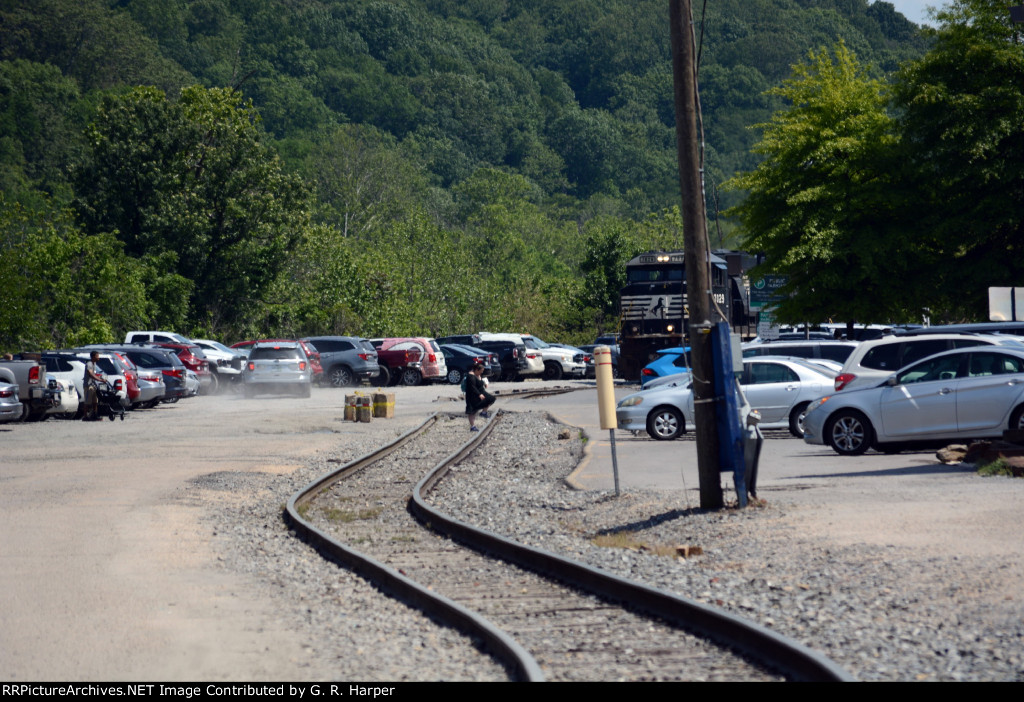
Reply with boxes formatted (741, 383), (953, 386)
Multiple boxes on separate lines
(646, 406), (684, 441)
(788, 402), (810, 439)
(204, 373), (219, 395)
(543, 362), (563, 381)
(826, 410), (873, 456)
(402, 368), (422, 386)
(447, 368), (463, 385)
(1009, 404), (1024, 431)
(371, 365), (390, 387)
(329, 366), (354, 387)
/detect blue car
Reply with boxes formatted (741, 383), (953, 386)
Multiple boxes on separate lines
(640, 347), (691, 387)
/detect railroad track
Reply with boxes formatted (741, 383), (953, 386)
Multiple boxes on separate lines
(285, 410), (853, 682)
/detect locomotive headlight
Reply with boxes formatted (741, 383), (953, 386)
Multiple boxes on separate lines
(666, 324), (675, 332)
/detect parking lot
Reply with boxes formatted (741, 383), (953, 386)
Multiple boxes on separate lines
(2, 379), (1022, 679)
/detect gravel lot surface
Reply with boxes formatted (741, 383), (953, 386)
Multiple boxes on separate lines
(3, 378), (1022, 681)
(430, 408), (1024, 682)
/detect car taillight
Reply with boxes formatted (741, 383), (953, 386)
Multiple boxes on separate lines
(163, 369), (183, 379)
(299, 361), (307, 371)
(114, 379), (123, 391)
(474, 357), (483, 363)
(0, 388), (14, 398)
(428, 353), (436, 363)
(641, 368), (655, 376)
(358, 353), (370, 361)
(834, 373), (855, 391)
(29, 366), (40, 384)
(247, 362), (255, 371)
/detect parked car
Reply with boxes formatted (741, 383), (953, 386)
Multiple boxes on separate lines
(520, 335), (586, 380)
(0, 356), (57, 421)
(834, 333), (1024, 392)
(549, 343), (593, 379)
(191, 339), (246, 390)
(243, 342), (313, 398)
(466, 338), (528, 381)
(303, 336), (379, 387)
(152, 342), (214, 393)
(743, 339), (859, 364)
(371, 338), (447, 386)
(579, 344), (617, 379)
(124, 330), (191, 344)
(804, 347), (1024, 455)
(110, 346), (187, 403)
(0, 382), (21, 422)
(439, 344), (498, 385)
(77, 345), (184, 403)
(45, 374), (79, 419)
(640, 347), (691, 387)
(479, 333), (543, 378)
(617, 356), (837, 440)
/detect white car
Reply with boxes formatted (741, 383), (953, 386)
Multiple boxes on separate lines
(617, 356), (836, 440)
(834, 333), (1024, 392)
(45, 375), (80, 418)
(804, 347), (1024, 455)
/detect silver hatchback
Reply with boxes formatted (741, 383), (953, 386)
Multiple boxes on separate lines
(804, 347), (1024, 455)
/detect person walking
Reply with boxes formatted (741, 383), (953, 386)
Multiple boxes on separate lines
(464, 363), (495, 431)
(83, 351), (104, 421)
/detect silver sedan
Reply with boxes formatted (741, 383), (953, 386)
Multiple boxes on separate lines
(616, 356), (836, 440)
(803, 347), (1024, 455)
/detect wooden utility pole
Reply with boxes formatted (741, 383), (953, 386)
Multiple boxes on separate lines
(669, 0), (723, 509)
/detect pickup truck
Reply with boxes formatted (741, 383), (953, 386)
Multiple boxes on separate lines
(0, 357), (60, 421)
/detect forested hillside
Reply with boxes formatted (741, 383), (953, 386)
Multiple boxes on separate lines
(0, 0), (930, 347)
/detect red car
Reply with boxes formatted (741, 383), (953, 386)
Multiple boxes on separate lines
(231, 339), (324, 384)
(152, 342), (215, 392)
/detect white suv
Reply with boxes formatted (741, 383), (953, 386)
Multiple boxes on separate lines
(835, 333), (1024, 391)
(520, 335), (586, 381)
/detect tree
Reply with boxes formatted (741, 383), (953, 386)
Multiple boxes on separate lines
(727, 43), (917, 328)
(0, 198), (159, 349)
(76, 85), (310, 334)
(893, 0), (1024, 320)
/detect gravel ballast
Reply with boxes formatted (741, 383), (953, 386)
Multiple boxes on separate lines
(427, 411), (1024, 682)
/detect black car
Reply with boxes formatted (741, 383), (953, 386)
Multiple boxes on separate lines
(440, 344), (500, 385)
(471, 339), (528, 381)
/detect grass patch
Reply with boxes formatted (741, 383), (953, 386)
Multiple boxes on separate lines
(324, 506), (383, 523)
(590, 531), (685, 558)
(295, 504), (311, 520)
(978, 457), (1015, 477)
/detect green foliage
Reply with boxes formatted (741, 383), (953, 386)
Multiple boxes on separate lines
(0, 0), (937, 349)
(76, 85), (310, 335)
(0, 199), (152, 349)
(728, 43), (918, 325)
(893, 0), (1024, 320)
